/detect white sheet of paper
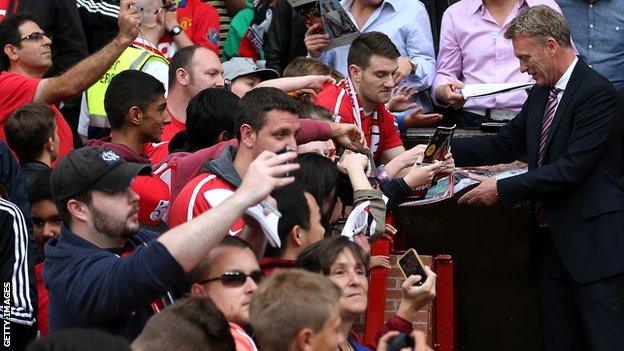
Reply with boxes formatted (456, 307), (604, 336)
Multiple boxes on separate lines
(461, 82), (535, 100)
(203, 189), (281, 247)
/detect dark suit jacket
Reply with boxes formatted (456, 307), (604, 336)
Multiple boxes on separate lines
(451, 60), (624, 285)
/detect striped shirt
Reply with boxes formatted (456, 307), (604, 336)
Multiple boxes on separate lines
(204, 0), (231, 52)
(0, 198), (36, 326)
(76, 0), (119, 19)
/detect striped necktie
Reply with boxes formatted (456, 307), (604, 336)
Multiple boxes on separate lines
(535, 86), (561, 225)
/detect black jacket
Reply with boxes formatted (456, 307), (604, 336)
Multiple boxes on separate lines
(0, 198), (37, 327)
(45, 227), (184, 340)
(76, 0), (120, 54)
(263, 0), (307, 75)
(452, 60), (624, 285)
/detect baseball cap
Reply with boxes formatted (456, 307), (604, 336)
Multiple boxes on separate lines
(223, 57), (279, 82)
(51, 147), (152, 203)
(130, 175), (170, 226)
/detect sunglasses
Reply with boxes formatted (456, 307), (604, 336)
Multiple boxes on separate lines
(15, 32), (51, 44)
(199, 270), (263, 287)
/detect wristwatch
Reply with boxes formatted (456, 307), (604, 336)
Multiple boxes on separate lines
(170, 26), (183, 37)
(409, 57), (419, 75)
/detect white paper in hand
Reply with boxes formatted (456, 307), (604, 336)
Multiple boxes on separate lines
(244, 204), (281, 248)
(341, 201), (375, 240)
(461, 82), (534, 100)
(203, 189), (281, 247)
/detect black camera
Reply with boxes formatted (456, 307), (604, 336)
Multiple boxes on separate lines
(386, 332), (415, 351)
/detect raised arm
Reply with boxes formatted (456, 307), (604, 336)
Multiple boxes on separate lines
(158, 151), (299, 272)
(33, 0), (140, 104)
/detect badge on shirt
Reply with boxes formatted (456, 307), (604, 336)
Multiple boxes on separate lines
(207, 28), (220, 45)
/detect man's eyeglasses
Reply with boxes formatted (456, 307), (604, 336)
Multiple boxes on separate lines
(198, 270), (263, 287)
(14, 32), (51, 44)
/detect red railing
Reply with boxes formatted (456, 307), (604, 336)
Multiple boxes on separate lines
(362, 215), (455, 350)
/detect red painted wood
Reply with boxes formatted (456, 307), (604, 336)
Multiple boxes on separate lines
(433, 255), (455, 351)
(363, 215), (394, 345)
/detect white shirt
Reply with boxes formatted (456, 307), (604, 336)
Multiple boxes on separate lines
(319, 0), (436, 91)
(554, 56), (579, 105)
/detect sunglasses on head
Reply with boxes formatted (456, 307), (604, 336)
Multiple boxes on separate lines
(199, 270), (263, 287)
(15, 32), (51, 44)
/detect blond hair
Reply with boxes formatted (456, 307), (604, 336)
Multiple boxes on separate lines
(250, 269), (341, 351)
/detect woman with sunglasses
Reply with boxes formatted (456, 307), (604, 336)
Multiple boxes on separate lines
(296, 236), (437, 350)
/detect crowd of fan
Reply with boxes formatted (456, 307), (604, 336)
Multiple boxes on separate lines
(0, 0), (621, 350)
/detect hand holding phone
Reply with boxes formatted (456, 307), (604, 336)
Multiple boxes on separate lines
(276, 147), (296, 177)
(398, 248), (428, 286)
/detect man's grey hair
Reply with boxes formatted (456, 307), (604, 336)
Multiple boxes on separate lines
(504, 5), (572, 48)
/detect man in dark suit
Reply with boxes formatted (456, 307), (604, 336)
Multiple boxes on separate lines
(450, 5), (624, 351)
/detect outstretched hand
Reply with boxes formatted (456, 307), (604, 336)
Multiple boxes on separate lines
(386, 85), (418, 112)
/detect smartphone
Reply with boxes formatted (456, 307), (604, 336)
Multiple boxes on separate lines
(398, 248), (427, 286)
(277, 147), (295, 177)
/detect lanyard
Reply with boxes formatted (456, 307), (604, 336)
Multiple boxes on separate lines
(342, 77), (379, 130)
(132, 40), (169, 62)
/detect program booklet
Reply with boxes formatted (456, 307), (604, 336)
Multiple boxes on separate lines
(288, 0), (360, 48)
(422, 124), (456, 164)
(400, 165), (528, 207)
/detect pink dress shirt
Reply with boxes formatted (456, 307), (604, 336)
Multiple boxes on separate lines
(432, 0), (564, 111)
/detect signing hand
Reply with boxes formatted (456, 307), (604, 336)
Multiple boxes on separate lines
(457, 174), (499, 206)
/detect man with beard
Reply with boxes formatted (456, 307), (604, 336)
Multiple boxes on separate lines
(44, 146), (298, 340)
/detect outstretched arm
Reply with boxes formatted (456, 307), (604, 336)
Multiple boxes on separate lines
(33, 0), (140, 104)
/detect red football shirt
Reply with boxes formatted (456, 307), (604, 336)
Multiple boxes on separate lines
(315, 81), (402, 159)
(158, 0), (220, 58)
(0, 72), (74, 160)
(143, 109), (185, 164)
(168, 172), (244, 235)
